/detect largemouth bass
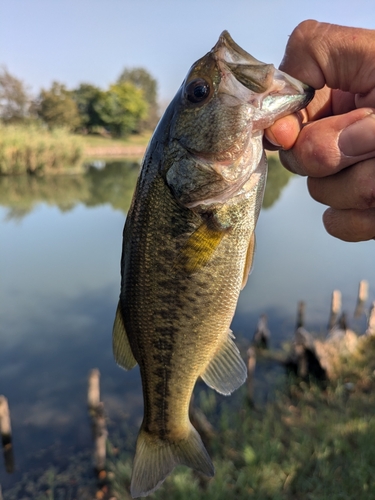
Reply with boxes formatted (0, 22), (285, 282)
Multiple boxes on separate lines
(112, 31), (314, 498)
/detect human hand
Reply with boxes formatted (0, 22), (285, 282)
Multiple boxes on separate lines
(265, 20), (375, 242)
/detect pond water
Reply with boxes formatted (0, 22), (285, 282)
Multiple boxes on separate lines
(1, 158), (375, 491)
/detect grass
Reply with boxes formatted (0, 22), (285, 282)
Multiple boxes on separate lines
(0, 124), (151, 175)
(0, 124), (85, 175)
(109, 335), (375, 500)
(80, 130), (152, 148)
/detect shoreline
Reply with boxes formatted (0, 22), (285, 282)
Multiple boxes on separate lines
(83, 145), (147, 159)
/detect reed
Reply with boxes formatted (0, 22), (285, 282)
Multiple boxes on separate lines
(0, 124), (84, 175)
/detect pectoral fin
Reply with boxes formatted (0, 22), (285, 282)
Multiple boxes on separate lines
(241, 232), (256, 290)
(112, 302), (137, 370)
(201, 330), (247, 395)
(175, 221), (227, 274)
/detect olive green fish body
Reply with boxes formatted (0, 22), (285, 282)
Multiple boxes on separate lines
(121, 157), (264, 433)
(112, 31), (314, 498)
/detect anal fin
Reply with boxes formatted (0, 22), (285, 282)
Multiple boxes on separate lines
(201, 330), (247, 395)
(112, 301), (137, 370)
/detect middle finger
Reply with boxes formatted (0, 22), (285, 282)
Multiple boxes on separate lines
(307, 158), (375, 210)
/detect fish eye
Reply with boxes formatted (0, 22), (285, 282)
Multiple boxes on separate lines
(185, 78), (210, 104)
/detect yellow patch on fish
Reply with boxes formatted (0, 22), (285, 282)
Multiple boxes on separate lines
(175, 222), (228, 273)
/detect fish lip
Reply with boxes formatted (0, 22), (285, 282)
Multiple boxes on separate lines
(211, 31), (314, 114)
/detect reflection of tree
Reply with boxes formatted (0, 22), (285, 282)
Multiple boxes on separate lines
(263, 154), (293, 209)
(0, 155), (292, 220)
(85, 161), (140, 213)
(0, 160), (140, 219)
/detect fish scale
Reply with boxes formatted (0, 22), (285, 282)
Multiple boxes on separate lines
(112, 30), (314, 498)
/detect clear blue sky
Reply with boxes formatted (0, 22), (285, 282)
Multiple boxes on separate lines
(1, 0), (374, 104)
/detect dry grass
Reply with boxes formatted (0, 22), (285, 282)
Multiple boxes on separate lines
(0, 124), (84, 174)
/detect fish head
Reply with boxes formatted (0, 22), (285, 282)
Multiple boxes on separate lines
(164, 31), (314, 208)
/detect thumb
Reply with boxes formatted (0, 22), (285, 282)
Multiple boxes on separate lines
(264, 113), (302, 150)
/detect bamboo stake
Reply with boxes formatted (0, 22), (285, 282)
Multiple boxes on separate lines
(0, 396), (14, 473)
(328, 290), (341, 331)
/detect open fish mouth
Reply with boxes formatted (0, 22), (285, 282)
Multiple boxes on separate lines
(212, 30), (314, 127)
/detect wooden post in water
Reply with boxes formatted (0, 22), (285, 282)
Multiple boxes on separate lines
(296, 301), (305, 330)
(253, 315), (270, 349)
(328, 290), (341, 331)
(0, 396), (14, 473)
(88, 369), (100, 411)
(354, 280), (369, 318)
(247, 347), (256, 405)
(366, 302), (375, 336)
(189, 395), (215, 448)
(87, 369), (108, 474)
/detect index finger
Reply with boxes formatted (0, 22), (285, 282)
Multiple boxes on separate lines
(280, 20), (375, 94)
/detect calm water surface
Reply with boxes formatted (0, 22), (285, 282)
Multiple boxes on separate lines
(1, 159), (374, 490)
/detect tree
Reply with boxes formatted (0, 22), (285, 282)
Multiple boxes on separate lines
(117, 67), (159, 130)
(37, 82), (81, 131)
(94, 81), (148, 137)
(0, 66), (31, 123)
(71, 83), (103, 132)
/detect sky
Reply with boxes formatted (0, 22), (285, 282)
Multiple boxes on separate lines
(1, 0), (374, 105)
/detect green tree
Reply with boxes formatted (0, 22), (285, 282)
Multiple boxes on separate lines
(37, 82), (80, 131)
(117, 67), (159, 130)
(71, 83), (103, 132)
(0, 66), (31, 123)
(94, 81), (148, 137)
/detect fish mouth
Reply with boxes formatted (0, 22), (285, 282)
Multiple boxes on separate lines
(212, 30), (314, 128)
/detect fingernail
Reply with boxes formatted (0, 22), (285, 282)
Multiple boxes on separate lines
(264, 130), (282, 148)
(339, 113), (375, 156)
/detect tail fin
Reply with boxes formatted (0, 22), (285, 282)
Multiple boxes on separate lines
(130, 424), (214, 498)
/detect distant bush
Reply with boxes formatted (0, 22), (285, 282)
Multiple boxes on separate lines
(0, 124), (84, 175)
(36, 82), (81, 131)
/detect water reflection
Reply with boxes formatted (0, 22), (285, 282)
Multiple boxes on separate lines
(1, 157), (375, 494)
(0, 160), (140, 220)
(0, 156), (291, 220)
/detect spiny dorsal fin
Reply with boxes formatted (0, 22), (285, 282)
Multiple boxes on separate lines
(201, 330), (247, 395)
(241, 232), (256, 290)
(175, 221), (228, 274)
(112, 302), (137, 370)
